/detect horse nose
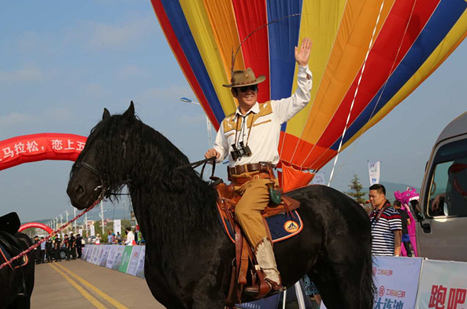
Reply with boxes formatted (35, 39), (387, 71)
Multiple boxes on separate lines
(68, 184), (86, 203)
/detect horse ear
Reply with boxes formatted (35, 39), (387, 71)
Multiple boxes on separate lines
(123, 101), (135, 118)
(102, 108), (111, 120)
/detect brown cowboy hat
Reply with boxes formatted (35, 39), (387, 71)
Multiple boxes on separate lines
(223, 67), (266, 88)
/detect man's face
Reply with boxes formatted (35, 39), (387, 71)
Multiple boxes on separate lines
(233, 85), (258, 112)
(369, 189), (385, 208)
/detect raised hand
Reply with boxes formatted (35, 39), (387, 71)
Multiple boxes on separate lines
(295, 37), (312, 67)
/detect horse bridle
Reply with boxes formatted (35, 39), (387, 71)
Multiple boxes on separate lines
(72, 161), (108, 199)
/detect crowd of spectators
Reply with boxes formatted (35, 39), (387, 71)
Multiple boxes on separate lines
(33, 232), (83, 264)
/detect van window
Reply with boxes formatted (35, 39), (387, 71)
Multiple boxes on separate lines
(427, 138), (467, 217)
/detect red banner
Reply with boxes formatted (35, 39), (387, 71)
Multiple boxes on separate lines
(0, 133), (87, 171)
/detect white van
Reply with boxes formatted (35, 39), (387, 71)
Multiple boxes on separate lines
(417, 111), (467, 262)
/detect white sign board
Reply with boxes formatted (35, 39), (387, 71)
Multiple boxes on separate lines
(416, 259), (467, 309)
(99, 245), (111, 267)
(372, 256), (422, 309)
(135, 246), (146, 278)
(126, 246), (142, 276)
(112, 246), (126, 271)
(368, 161), (381, 185)
(113, 219), (121, 236)
(105, 246), (118, 269)
(312, 172), (325, 185)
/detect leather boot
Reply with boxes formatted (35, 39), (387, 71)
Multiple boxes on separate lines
(244, 237), (283, 296)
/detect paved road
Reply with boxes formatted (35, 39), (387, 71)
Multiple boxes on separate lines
(32, 260), (165, 309)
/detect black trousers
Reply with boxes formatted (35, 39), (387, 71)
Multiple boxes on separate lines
(40, 250), (45, 262)
(76, 246), (82, 258)
(46, 249), (53, 262)
(55, 248), (61, 261)
(70, 247), (76, 259)
(403, 241), (413, 257)
(35, 249), (41, 264)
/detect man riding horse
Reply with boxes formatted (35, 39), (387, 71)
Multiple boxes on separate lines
(205, 37), (312, 296)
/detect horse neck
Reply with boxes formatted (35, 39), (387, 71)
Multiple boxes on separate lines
(128, 172), (219, 253)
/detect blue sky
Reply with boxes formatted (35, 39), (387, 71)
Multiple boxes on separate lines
(1, 1), (466, 222)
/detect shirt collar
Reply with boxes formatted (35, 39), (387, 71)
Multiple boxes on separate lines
(235, 102), (260, 117)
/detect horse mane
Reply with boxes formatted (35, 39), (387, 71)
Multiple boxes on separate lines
(82, 113), (219, 253)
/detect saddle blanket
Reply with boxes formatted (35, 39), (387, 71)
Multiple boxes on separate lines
(0, 243), (13, 260)
(217, 209), (303, 244)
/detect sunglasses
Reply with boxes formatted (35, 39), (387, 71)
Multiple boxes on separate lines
(238, 85), (258, 92)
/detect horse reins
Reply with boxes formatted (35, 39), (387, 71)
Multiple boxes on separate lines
(177, 157), (217, 181)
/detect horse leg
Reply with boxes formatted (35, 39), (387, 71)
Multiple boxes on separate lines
(7, 295), (30, 309)
(313, 254), (373, 308)
(308, 266), (344, 309)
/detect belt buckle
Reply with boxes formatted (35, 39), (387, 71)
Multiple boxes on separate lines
(259, 162), (268, 171)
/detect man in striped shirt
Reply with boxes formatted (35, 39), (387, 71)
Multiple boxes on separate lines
(369, 184), (402, 256)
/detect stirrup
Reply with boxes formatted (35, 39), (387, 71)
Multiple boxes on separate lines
(243, 280), (284, 297)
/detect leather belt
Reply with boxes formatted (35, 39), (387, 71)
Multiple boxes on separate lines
(228, 162), (273, 177)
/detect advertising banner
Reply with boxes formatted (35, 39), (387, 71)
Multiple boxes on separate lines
(99, 245), (111, 267)
(112, 246), (125, 271)
(114, 219), (121, 236)
(126, 246), (142, 276)
(118, 246), (134, 273)
(93, 246), (103, 265)
(135, 246), (146, 278)
(416, 259), (467, 309)
(368, 161), (381, 185)
(85, 245), (94, 262)
(90, 245), (99, 263)
(81, 246), (88, 260)
(105, 246), (118, 269)
(312, 172), (325, 185)
(90, 224), (95, 237)
(373, 256), (422, 309)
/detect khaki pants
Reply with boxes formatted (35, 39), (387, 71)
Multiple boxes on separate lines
(234, 178), (273, 247)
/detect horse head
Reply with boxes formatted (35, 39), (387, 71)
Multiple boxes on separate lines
(67, 102), (137, 209)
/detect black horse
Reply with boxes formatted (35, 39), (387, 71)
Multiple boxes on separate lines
(67, 103), (374, 308)
(0, 213), (35, 309)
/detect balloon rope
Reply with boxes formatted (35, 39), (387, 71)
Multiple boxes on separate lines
(0, 199), (100, 270)
(327, 0), (386, 187)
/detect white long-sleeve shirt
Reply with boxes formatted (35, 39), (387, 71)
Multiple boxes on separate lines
(124, 231), (134, 246)
(213, 65), (312, 167)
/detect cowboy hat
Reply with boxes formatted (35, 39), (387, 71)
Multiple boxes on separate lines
(223, 67), (266, 88)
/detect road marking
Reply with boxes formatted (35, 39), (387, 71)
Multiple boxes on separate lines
(55, 263), (129, 309)
(49, 263), (107, 309)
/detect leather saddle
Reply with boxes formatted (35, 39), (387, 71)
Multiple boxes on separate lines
(215, 182), (300, 305)
(0, 212), (28, 269)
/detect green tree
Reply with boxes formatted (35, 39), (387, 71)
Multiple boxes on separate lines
(347, 173), (367, 205)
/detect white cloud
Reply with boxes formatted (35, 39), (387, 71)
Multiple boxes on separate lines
(0, 66), (42, 82)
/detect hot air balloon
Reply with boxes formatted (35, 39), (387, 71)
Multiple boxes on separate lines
(151, 0), (467, 192)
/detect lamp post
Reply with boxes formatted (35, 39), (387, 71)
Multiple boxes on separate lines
(65, 210), (69, 232)
(180, 97), (213, 148)
(100, 200), (105, 236)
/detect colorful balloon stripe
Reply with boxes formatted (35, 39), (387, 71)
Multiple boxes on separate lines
(151, 0), (467, 190)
